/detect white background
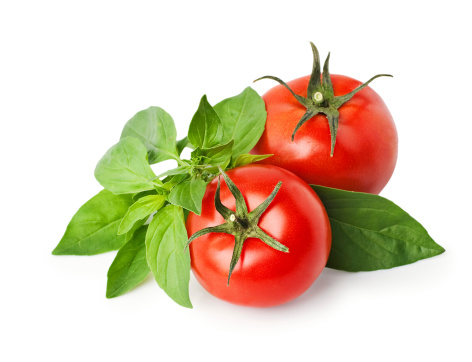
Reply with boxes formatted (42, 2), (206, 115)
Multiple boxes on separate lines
(1, 1), (470, 361)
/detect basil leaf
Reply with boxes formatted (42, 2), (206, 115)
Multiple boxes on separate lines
(188, 95), (223, 149)
(52, 190), (133, 255)
(162, 173), (190, 191)
(155, 166), (190, 180)
(231, 153), (272, 168)
(132, 189), (157, 202)
(145, 205), (192, 308)
(106, 226), (150, 298)
(191, 140), (234, 166)
(214, 87), (266, 158)
(95, 137), (158, 194)
(120, 107), (179, 164)
(118, 195), (166, 235)
(311, 185), (445, 271)
(176, 136), (191, 156)
(168, 177), (207, 215)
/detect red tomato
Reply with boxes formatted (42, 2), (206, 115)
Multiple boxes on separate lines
(251, 74), (398, 194)
(186, 165), (331, 307)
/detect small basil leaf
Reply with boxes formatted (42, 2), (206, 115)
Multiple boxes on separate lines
(231, 153), (272, 168)
(168, 177), (207, 215)
(52, 190), (133, 255)
(120, 107), (179, 164)
(125, 216), (148, 241)
(176, 136), (191, 156)
(203, 158), (231, 174)
(106, 226), (150, 298)
(188, 95), (223, 149)
(214, 87), (266, 158)
(162, 173), (190, 191)
(192, 140), (234, 166)
(132, 189), (158, 202)
(145, 205), (192, 308)
(155, 166), (190, 180)
(118, 195), (166, 235)
(95, 137), (158, 194)
(311, 185), (445, 271)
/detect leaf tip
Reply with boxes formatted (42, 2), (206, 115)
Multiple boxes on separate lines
(105, 291), (116, 299)
(180, 300), (193, 309)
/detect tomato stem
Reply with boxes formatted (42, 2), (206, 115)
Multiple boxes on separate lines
(186, 168), (288, 285)
(313, 92), (323, 102)
(255, 42), (392, 156)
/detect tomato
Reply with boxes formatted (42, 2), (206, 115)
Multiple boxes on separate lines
(251, 44), (398, 194)
(186, 164), (331, 307)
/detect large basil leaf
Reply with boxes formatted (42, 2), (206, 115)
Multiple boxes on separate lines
(106, 226), (150, 298)
(118, 195), (166, 235)
(168, 177), (207, 215)
(120, 107), (179, 164)
(311, 185), (445, 271)
(95, 137), (158, 194)
(188, 95), (223, 149)
(214, 87), (266, 158)
(145, 205), (192, 308)
(52, 190), (133, 255)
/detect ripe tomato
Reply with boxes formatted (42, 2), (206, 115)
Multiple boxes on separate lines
(186, 165), (331, 307)
(251, 44), (398, 194)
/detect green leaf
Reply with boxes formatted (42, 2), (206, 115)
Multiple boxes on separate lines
(311, 185), (445, 271)
(162, 173), (190, 191)
(231, 153), (272, 168)
(132, 189), (157, 202)
(95, 137), (158, 194)
(214, 87), (266, 158)
(154, 166), (190, 180)
(176, 136), (191, 156)
(188, 95), (223, 149)
(120, 107), (179, 164)
(118, 195), (166, 235)
(168, 177), (207, 215)
(191, 140), (234, 166)
(52, 190), (133, 255)
(145, 205), (192, 308)
(106, 226), (150, 298)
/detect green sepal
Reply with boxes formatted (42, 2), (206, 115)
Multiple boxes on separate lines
(187, 169), (288, 285)
(255, 42), (392, 156)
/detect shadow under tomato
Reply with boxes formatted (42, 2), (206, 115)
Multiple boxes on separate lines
(270, 267), (350, 311)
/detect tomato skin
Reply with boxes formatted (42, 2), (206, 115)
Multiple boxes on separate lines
(251, 74), (398, 194)
(186, 165), (331, 307)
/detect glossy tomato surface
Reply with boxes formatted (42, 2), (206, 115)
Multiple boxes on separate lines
(186, 165), (331, 307)
(251, 74), (398, 194)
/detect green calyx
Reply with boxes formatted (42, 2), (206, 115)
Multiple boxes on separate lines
(186, 168), (288, 285)
(255, 42), (392, 156)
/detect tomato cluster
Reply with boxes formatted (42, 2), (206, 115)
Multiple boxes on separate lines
(187, 42), (397, 307)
